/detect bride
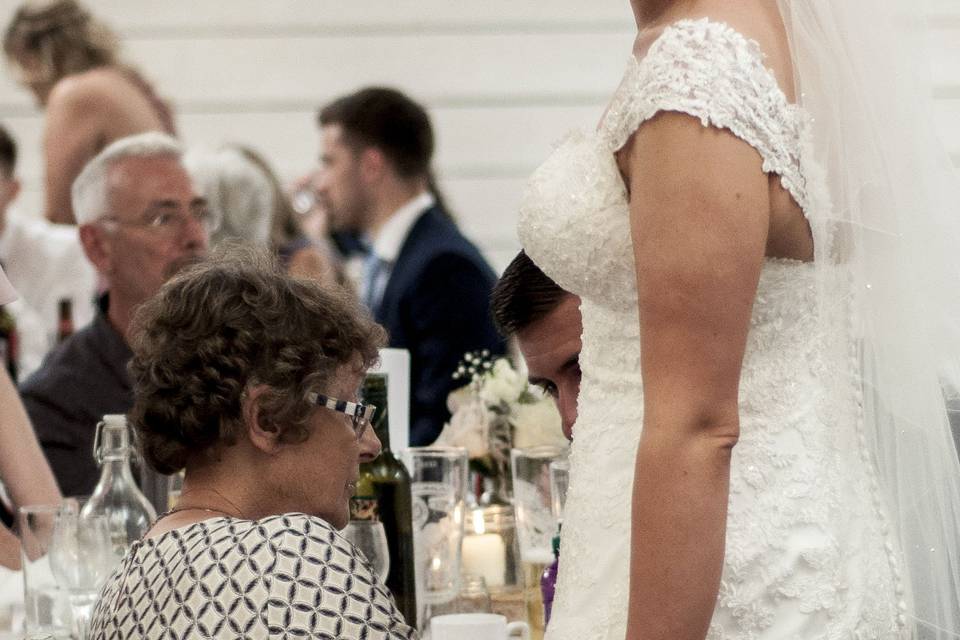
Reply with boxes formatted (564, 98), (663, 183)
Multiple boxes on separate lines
(519, 0), (960, 638)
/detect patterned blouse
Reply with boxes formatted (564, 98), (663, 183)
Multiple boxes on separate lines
(89, 513), (418, 639)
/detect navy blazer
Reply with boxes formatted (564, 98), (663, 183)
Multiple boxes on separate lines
(373, 205), (506, 446)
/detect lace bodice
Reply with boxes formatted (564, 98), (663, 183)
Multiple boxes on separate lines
(518, 19), (903, 640)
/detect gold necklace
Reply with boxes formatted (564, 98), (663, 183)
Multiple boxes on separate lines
(171, 487), (248, 520)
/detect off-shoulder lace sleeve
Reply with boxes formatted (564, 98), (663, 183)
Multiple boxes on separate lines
(600, 18), (810, 213)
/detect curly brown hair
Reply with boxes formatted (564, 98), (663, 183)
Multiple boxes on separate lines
(127, 246), (385, 474)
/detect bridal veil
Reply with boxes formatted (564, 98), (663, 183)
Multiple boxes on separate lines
(778, 0), (960, 635)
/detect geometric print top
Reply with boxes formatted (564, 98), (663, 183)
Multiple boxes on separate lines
(88, 513), (419, 640)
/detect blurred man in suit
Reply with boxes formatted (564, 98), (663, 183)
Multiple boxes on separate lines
(492, 250), (581, 441)
(316, 86), (505, 445)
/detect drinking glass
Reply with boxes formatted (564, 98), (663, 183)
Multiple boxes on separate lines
(19, 500), (116, 640)
(510, 446), (564, 638)
(19, 504), (70, 639)
(340, 520), (391, 581)
(456, 575), (493, 614)
(399, 446), (468, 628)
(549, 458), (570, 523)
(48, 503), (116, 639)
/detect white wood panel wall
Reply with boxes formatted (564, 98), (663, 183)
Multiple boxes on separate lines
(0, 2), (957, 272)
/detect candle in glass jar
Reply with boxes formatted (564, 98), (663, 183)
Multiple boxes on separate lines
(461, 509), (507, 587)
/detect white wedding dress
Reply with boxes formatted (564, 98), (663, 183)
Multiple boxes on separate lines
(519, 19), (907, 639)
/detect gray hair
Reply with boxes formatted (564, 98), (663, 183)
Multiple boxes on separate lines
(72, 132), (183, 225)
(182, 145), (273, 246)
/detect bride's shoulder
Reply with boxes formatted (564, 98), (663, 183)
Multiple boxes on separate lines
(601, 13), (801, 158)
(633, 18), (760, 66)
(629, 14), (795, 98)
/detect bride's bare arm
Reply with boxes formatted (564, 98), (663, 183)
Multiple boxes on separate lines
(622, 112), (768, 640)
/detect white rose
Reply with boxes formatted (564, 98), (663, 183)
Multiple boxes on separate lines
(446, 384), (474, 414)
(479, 359), (526, 406)
(433, 395), (490, 458)
(511, 397), (568, 450)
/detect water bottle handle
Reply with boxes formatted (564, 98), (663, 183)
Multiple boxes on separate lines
(92, 417), (143, 466)
(93, 420), (105, 465)
(506, 621), (530, 640)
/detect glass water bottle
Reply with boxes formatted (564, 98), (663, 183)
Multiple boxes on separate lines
(81, 415), (156, 556)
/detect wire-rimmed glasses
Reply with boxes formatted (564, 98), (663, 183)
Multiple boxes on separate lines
(99, 203), (220, 237)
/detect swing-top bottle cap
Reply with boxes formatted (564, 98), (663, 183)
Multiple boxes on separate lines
(95, 414), (131, 464)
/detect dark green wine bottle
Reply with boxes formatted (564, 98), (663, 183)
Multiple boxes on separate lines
(359, 373), (417, 626)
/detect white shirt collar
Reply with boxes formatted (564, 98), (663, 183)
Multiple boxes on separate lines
(369, 191), (435, 263)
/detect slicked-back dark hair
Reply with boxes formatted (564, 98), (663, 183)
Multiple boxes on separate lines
(0, 123), (15, 178)
(318, 86), (433, 180)
(491, 250), (570, 337)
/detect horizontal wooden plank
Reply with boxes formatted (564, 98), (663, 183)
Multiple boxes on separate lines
(929, 0), (960, 17)
(138, 32), (633, 107)
(0, 30), (634, 112)
(0, 1), (633, 35)
(2, 1), (955, 35)
(934, 99), (960, 152)
(1, 30), (955, 115)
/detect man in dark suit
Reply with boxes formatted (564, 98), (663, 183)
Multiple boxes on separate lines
(316, 87), (505, 446)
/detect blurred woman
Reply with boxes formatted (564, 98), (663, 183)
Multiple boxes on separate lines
(185, 144), (347, 287)
(3, 0), (176, 224)
(88, 247), (416, 639)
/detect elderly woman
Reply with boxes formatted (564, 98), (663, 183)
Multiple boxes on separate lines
(88, 248), (417, 639)
(3, 0), (175, 224)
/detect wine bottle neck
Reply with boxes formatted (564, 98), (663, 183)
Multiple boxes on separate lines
(373, 419), (391, 451)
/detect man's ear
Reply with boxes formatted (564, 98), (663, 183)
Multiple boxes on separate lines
(78, 223), (112, 274)
(358, 147), (385, 184)
(242, 384), (283, 455)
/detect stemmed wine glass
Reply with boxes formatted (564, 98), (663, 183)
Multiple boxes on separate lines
(48, 500), (117, 640)
(341, 520), (391, 581)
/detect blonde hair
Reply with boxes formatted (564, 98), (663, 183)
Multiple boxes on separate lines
(3, 0), (117, 82)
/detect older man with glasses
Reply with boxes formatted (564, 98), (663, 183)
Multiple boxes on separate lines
(20, 132), (212, 504)
(87, 247), (418, 639)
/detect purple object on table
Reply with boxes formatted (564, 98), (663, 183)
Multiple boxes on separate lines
(540, 532), (561, 626)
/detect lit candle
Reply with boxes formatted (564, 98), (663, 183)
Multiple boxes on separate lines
(461, 509), (507, 587)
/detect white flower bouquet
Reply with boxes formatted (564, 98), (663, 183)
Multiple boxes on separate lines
(434, 351), (567, 489)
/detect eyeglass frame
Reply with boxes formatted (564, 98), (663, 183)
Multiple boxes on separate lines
(97, 201), (219, 236)
(307, 392), (377, 440)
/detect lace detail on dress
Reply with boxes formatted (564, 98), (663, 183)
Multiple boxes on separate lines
(518, 131), (634, 309)
(600, 18), (811, 214)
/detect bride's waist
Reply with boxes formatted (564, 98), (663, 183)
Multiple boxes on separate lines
(579, 300), (641, 393)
